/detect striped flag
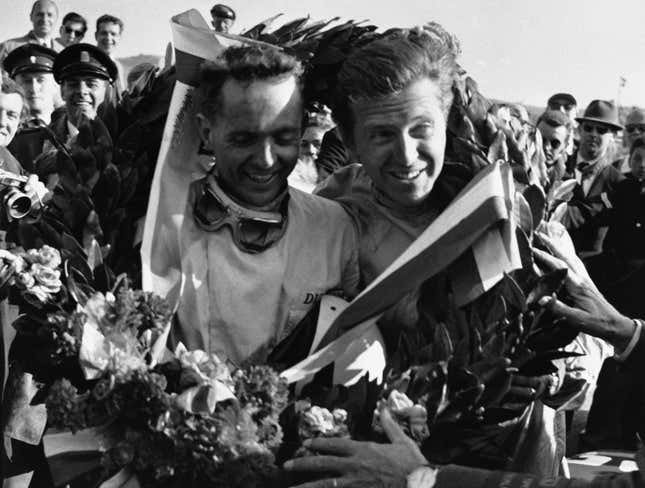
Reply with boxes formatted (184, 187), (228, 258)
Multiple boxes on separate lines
(283, 162), (521, 384)
(141, 10), (267, 303)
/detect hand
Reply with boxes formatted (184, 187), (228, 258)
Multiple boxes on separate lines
(284, 409), (428, 488)
(533, 241), (634, 352)
(23, 174), (50, 207)
(500, 374), (556, 410)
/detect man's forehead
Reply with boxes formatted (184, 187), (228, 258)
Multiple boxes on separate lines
(0, 92), (24, 108)
(33, 0), (57, 14)
(98, 22), (121, 33)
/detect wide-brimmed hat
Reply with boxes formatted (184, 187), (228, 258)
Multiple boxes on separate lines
(575, 100), (623, 131)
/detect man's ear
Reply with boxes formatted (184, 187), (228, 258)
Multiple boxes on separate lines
(94, 31), (99, 42)
(196, 113), (213, 151)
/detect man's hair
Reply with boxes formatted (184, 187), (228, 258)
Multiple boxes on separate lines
(333, 23), (461, 143)
(30, 0), (58, 16)
(62, 12), (87, 32)
(1, 78), (28, 120)
(96, 14), (124, 33)
(199, 45), (304, 120)
(537, 109), (572, 130)
(630, 135), (645, 156)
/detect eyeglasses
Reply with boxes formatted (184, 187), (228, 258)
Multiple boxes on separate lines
(626, 125), (645, 134)
(64, 26), (84, 36)
(548, 102), (575, 112)
(582, 123), (609, 135)
(193, 175), (287, 254)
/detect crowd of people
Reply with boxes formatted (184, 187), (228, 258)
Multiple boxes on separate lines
(2, 1), (645, 488)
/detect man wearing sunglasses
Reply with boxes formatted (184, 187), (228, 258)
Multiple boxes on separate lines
(536, 109), (573, 186)
(560, 100), (624, 256)
(56, 12), (87, 47)
(172, 45), (359, 364)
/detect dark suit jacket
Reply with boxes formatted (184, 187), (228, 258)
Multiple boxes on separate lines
(563, 151), (624, 253)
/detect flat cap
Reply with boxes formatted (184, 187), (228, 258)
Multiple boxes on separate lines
(547, 92), (577, 108)
(210, 4), (236, 20)
(3, 44), (57, 78)
(52, 43), (117, 83)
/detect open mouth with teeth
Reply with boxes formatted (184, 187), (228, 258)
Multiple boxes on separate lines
(389, 169), (425, 181)
(245, 172), (277, 184)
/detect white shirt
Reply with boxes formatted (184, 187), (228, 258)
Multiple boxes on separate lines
(173, 187), (360, 363)
(575, 152), (605, 196)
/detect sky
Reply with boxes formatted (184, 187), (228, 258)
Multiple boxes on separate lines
(3, 0), (645, 108)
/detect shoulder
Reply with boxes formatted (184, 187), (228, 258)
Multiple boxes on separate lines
(315, 164), (370, 201)
(289, 187), (352, 222)
(600, 163), (625, 183)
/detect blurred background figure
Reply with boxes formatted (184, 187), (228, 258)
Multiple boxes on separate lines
(210, 4), (236, 33)
(288, 104), (334, 193)
(126, 62), (158, 93)
(95, 14), (126, 96)
(537, 109), (573, 185)
(548, 92), (578, 155)
(56, 12), (87, 47)
(0, 0), (63, 63)
(616, 108), (645, 173)
(2, 44), (58, 126)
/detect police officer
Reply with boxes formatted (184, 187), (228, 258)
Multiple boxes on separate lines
(210, 4), (235, 33)
(50, 42), (117, 143)
(4, 44), (59, 172)
(3, 44), (58, 126)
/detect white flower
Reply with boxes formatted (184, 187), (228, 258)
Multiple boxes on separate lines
(37, 246), (62, 269)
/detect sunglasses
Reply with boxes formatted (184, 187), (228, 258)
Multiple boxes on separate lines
(193, 175), (287, 254)
(626, 125), (645, 134)
(545, 138), (563, 150)
(582, 123), (609, 135)
(548, 102), (575, 111)
(64, 26), (84, 36)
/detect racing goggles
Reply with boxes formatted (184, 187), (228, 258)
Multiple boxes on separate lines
(193, 175), (288, 254)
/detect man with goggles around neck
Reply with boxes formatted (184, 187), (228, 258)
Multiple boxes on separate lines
(173, 45), (359, 364)
(559, 99), (624, 257)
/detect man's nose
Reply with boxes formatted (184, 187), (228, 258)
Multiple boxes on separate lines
(0, 111), (9, 128)
(395, 133), (418, 166)
(256, 141), (277, 168)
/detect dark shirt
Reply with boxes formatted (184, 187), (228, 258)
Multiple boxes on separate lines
(603, 175), (645, 259)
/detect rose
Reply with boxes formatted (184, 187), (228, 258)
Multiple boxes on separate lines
(38, 245), (62, 269)
(14, 272), (35, 289)
(22, 284), (52, 303)
(298, 405), (348, 440)
(30, 263), (61, 293)
(176, 346), (232, 388)
(373, 391), (430, 443)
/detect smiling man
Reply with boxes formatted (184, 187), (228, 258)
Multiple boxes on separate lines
(50, 43), (117, 143)
(0, 0), (63, 63)
(95, 14), (126, 98)
(172, 45), (359, 363)
(316, 27), (467, 299)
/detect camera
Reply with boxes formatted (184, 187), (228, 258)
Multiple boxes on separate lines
(0, 170), (38, 220)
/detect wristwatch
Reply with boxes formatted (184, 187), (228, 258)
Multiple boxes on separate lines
(407, 465), (438, 488)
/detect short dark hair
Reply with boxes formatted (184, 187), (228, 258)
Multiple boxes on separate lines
(198, 45), (304, 120)
(630, 136), (645, 156)
(62, 12), (87, 33)
(1, 78), (28, 119)
(537, 109), (572, 130)
(333, 24), (461, 143)
(96, 14), (124, 33)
